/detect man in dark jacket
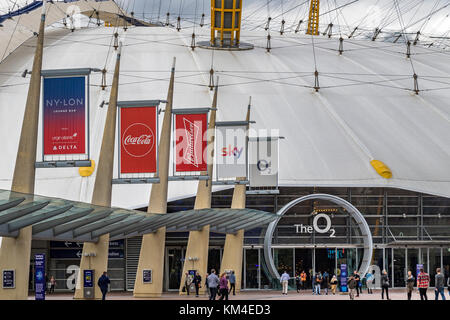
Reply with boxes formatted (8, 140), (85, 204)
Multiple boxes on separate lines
(347, 275), (357, 300)
(193, 272), (202, 297)
(435, 268), (446, 300)
(353, 271), (361, 297)
(97, 272), (110, 300)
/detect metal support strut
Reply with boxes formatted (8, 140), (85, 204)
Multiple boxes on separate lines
(266, 34), (271, 53)
(339, 37), (344, 55)
(314, 69), (320, 92)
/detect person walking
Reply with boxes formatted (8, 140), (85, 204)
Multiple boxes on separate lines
(205, 273), (210, 299)
(322, 271), (329, 295)
(381, 270), (391, 300)
(97, 271), (110, 301)
(435, 268), (446, 300)
(417, 268), (430, 300)
(353, 270), (361, 297)
(330, 275), (338, 295)
(49, 276), (56, 294)
(300, 271), (307, 290)
(207, 269), (220, 300)
(184, 272), (192, 296)
(347, 275), (357, 300)
(193, 272), (202, 297)
(448, 276), (450, 298)
(366, 271), (374, 294)
(218, 273), (229, 301)
(295, 274), (301, 293)
(313, 273), (322, 295)
(280, 270), (290, 295)
(406, 271), (415, 300)
(228, 271), (236, 296)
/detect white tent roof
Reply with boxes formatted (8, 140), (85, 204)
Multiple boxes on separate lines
(0, 0), (139, 63)
(0, 23), (449, 209)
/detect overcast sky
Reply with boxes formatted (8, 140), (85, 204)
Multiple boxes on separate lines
(115, 0), (450, 35)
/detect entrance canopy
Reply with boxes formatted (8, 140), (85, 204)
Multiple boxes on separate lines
(0, 189), (276, 242)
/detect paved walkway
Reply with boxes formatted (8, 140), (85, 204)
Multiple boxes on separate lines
(30, 289), (450, 300)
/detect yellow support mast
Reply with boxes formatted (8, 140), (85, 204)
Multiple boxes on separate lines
(306, 0), (320, 36)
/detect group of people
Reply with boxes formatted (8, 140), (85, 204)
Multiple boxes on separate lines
(281, 267), (450, 300)
(184, 269), (237, 300)
(282, 270), (340, 296)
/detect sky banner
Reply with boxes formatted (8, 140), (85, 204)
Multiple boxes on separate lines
(216, 125), (247, 179)
(43, 76), (86, 156)
(174, 113), (208, 172)
(249, 138), (279, 187)
(119, 106), (157, 174)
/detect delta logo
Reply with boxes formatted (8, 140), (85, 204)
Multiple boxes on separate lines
(221, 145), (243, 159)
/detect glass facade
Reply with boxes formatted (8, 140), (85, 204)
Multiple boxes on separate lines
(32, 186), (449, 291)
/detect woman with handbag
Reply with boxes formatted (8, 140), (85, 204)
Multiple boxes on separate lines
(218, 273), (229, 300)
(381, 270), (391, 300)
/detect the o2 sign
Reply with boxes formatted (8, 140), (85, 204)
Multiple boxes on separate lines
(294, 213), (336, 238)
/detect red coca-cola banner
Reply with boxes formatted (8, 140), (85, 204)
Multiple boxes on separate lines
(175, 113), (207, 172)
(120, 106), (157, 174)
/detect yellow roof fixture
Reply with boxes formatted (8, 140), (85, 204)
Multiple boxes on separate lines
(79, 160), (96, 177)
(370, 160), (392, 179)
(211, 0), (243, 47)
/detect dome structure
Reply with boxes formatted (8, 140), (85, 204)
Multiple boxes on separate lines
(0, 0), (449, 211)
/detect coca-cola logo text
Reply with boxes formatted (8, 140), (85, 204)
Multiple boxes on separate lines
(121, 123), (155, 158)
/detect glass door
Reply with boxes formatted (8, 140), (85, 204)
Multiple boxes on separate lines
(166, 248), (183, 290)
(393, 248), (406, 287)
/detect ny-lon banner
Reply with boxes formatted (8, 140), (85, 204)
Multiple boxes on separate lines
(216, 125), (247, 179)
(175, 113), (208, 172)
(43, 76), (86, 156)
(249, 138), (279, 187)
(120, 106), (157, 174)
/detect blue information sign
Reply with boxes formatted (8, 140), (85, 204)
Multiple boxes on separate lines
(340, 264), (348, 292)
(416, 264), (423, 278)
(35, 254), (46, 300)
(83, 270), (94, 288)
(2, 270), (15, 289)
(143, 270), (152, 283)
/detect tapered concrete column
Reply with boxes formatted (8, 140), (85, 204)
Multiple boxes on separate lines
(0, 4), (46, 300)
(179, 85), (218, 295)
(220, 100), (251, 294)
(74, 44), (122, 300)
(133, 58), (176, 298)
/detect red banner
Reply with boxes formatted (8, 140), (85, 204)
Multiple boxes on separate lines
(175, 113), (208, 172)
(120, 106), (157, 174)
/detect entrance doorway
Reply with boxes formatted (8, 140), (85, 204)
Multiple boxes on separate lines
(165, 248), (184, 291)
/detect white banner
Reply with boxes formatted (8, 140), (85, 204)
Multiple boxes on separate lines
(216, 125), (247, 179)
(249, 138), (279, 187)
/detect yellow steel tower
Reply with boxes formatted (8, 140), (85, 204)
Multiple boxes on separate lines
(211, 0), (243, 47)
(306, 0), (320, 35)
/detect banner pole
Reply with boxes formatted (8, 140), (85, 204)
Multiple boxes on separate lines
(219, 97), (252, 294)
(133, 57), (176, 298)
(0, 5), (46, 300)
(178, 82), (219, 295)
(74, 42), (123, 300)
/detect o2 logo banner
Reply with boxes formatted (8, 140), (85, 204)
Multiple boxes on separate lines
(120, 106), (157, 174)
(43, 76), (86, 156)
